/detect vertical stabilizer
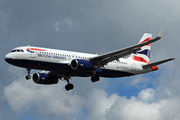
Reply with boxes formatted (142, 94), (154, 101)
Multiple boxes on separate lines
(128, 33), (152, 64)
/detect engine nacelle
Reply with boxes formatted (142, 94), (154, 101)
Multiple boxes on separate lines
(70, 59), (94, 71)
(32, 72), (58, 85)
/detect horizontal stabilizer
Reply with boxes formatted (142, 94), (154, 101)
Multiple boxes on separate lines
(142, 58), (175, 69)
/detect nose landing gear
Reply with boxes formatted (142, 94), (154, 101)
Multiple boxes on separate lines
(25, 68), (31, 80)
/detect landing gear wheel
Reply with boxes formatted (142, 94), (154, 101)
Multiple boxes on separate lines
(25, 75), (31, 80)
(91, 75), (100, 82)
(25, 68), (31, 80)
(65, 84), (74, 91)
(69, 84), (74, 89)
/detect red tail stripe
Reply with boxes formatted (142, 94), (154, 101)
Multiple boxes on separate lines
(131, 55), (149, 64)
(139, 37), (151, 46)
(27, 48), (46, 51)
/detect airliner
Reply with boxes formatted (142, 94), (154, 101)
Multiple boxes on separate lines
(5, 28), (174, 91)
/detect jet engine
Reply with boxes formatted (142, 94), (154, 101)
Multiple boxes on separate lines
(70, 59), (95, 71)
(32, 72), (58, 85)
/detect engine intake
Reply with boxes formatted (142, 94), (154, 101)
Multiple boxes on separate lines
(33, 72), (58, 85)
(70, 59), (94, 71)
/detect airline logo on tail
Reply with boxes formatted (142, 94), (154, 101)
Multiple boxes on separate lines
(130, 33), (152, 64)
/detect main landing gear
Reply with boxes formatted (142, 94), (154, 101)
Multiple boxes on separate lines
(64, 75), (100, 91)
(64, 76), (74, 91)
(25, 68), (31, 80)
(91, 75), (100, 82)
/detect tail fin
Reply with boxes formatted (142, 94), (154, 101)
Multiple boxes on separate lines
(128, 33), (152, 64)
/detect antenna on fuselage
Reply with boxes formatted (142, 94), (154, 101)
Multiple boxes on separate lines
(28, 44), (30, 49)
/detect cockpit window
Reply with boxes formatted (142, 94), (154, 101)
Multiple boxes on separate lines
(11, 49), (24, 53)
(11, 50), (16, 52)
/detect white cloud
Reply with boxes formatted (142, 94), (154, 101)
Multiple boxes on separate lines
(84, 88), (117, 120)
(3, 79), (84, 119)
(54, 18), (77, 32)
(3, 67), (84, 119)
(137, 88), (155, 102)
(84, 89), (164, 120)
(159, 97), (180, 120)
(3, 67), (180, 120)
(119, 98), (162, 120)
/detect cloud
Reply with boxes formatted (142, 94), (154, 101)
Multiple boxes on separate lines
(4, 78), (164, 120)
(159, 97), (180, 120)
(105, 96), (162, 120)
(54, 18), (78, 32)
(3, 65), (180, 120)
(84, 87), (180, 120)
(84, 88), (117, 120)
(137, 88), (155, 103)
(3, 71), (84, 120)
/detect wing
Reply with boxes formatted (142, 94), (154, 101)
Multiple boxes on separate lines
(89, 27), (165, 66)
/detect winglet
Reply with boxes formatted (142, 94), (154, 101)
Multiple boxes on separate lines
(157, 27), (165, 38)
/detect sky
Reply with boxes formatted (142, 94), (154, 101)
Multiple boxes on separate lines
(0, 0), (180, 120)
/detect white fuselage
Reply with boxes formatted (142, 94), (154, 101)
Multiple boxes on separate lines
(5, 46), (153, 78)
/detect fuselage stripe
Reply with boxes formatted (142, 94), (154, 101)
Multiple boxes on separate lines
(27, 48), (46, 51)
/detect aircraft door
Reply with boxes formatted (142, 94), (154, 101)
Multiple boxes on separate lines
(31, 51), (36, 58)
(131, 61), (136, 71)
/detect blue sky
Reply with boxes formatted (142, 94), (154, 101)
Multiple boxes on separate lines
(0, 0), (180, 120)
(105, 73), (157, 98)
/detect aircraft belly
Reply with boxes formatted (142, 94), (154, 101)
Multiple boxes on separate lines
(8, 59), (135, 78)
(96, 68), (134, 77)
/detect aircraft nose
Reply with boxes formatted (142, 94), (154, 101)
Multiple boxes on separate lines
(4, 53), (13, 64)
